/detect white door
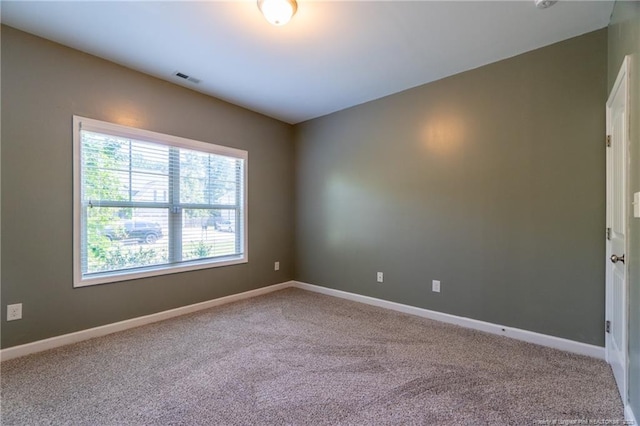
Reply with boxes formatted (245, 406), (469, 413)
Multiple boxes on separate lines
(605, 56), (630, 405)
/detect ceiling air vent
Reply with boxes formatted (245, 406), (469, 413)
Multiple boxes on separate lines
(534, 0), (557, 8)
(173, 71), (201, 84)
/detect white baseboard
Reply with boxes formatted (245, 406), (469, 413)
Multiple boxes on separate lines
(292, 281), (605, 360)
(626, 404), (638, 426)
(0, 280), (607, 362)
(0, 281), (295, 362)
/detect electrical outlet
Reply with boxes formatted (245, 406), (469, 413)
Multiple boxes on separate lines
(274, 261), (280, 271)
(432, 280), (441, 293)
(7, 303), (22, 321)
(377, 272), (384, 283)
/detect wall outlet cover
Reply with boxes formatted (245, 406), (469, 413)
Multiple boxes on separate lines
(274, 261), (280, 271)
(377, 272), (384, 283)
(7, 303), (22, 321)
(432, 280), (441, 293)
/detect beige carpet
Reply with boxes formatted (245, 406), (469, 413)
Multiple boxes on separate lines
(0, 288), (624, 425)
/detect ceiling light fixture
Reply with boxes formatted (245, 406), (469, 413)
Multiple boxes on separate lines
(258, 0), (298, 26)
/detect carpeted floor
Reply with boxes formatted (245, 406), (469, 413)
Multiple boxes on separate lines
(0, 288), (624, 425)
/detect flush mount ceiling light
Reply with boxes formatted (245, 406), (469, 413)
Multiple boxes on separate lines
(258, 0), (298, 26)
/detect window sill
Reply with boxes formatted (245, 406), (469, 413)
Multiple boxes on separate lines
(74, 255), (247, 288)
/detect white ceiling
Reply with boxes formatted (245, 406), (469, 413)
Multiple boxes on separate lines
(2, 1), (613, 124)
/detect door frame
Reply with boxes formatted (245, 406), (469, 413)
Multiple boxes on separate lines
(605, 55), (630, 408)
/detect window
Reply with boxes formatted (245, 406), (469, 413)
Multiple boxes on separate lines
(73, 116), (247, 287)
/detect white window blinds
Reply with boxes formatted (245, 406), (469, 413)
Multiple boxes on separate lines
(73, 116), (247, 287)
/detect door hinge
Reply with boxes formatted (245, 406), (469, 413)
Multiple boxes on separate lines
(606, 320), (611, 334)
(606, 135), (612, 147)
(606, 227), (611, 240)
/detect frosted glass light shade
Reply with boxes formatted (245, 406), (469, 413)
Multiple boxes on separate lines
(258, 0), (298, 26)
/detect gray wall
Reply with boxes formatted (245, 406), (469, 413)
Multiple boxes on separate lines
(608, 0), (640, 417)
(294, 30), (608, 346)
(1, 26), (295, 349)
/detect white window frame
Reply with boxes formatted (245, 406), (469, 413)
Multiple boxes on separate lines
(73, 116), (248, 287)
